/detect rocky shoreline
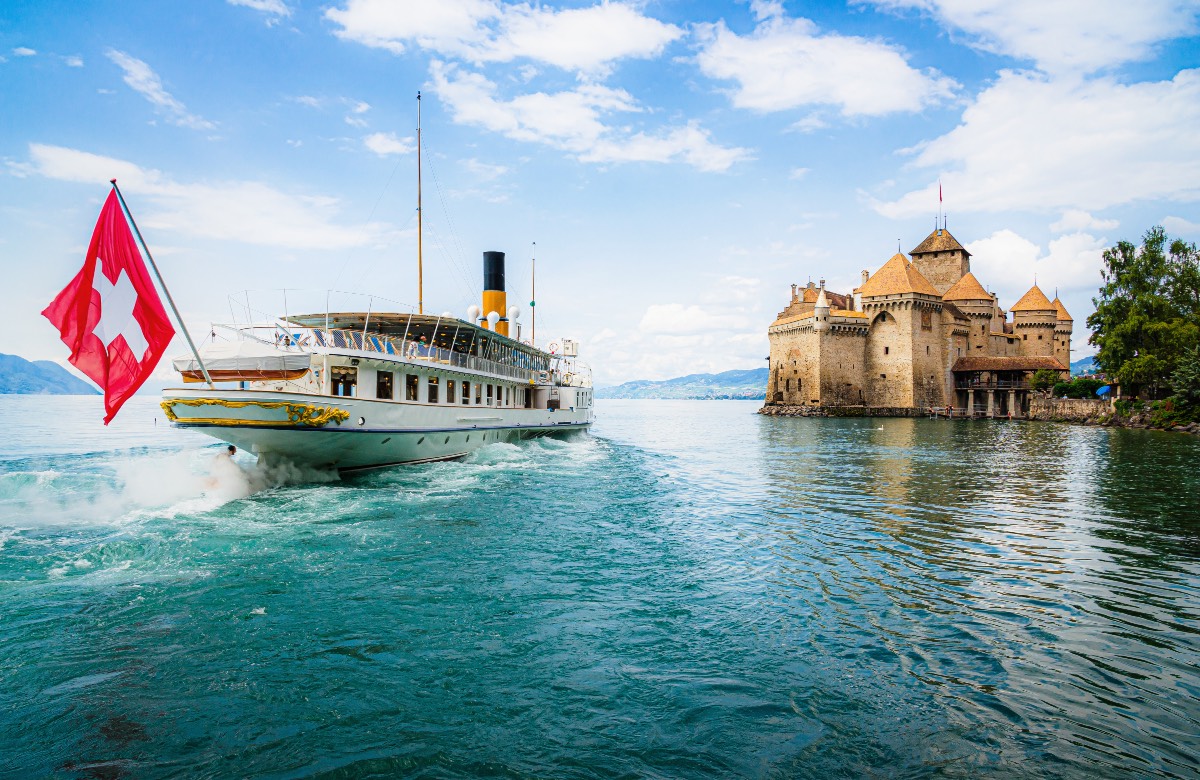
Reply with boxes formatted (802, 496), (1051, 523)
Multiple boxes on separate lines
(759, 402), (1200, 435)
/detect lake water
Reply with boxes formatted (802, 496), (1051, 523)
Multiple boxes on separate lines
(1, 396), (1198, 779)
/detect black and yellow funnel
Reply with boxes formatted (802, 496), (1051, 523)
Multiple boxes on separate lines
(481, 250), (508, 336)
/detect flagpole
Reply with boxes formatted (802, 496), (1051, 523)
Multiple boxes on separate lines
(109, 179), (214, 388)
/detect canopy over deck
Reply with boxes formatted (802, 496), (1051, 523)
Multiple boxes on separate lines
(284, 311), (551, 371)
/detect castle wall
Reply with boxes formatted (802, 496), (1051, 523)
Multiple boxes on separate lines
(1054, 324), (1072, 368)
(768, 324), (823, 405)
(911, 250), (969, 296)
(863, 307), (913, 406)
(1015, 314), (1057, 357)
(909, 301), (947, 408)
(818, 330), (867, 406)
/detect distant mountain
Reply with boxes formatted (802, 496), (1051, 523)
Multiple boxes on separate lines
(0, 353), (99, 395)
(597, 368), (768, 400)
(1071, 355), (1099, 376)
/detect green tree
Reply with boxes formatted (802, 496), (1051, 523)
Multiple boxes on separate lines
(1030, 368), (1059, 393)
(1087, 227), (1200, 398)
(1171, 347), (1200, 408)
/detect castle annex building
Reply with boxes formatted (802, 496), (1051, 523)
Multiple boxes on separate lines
(765, 227), (1072, 417)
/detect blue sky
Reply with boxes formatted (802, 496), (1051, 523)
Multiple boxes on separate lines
(3, 0), (1199, 384)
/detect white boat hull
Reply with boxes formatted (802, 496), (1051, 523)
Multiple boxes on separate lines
(161, 387), (592, 471)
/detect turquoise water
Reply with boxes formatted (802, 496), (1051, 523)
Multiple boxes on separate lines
(1, 396), (1198, 779)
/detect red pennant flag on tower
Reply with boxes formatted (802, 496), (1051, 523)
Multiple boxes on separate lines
(42, 190), (175, 424)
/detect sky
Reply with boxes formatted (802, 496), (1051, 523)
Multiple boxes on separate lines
(2, 0), (1199, 386)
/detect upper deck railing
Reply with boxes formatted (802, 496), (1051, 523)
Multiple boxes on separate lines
(310, 328), (536, 382)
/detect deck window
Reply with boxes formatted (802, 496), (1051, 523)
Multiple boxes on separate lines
(406, 374), (418, 401)
(462, 381), (471, 404)
(446, 379), (456, 403)
(376, 370), (393, 400)
(331, 366), (357, 397)
(486, 385), (494, 406)
(428, 376), (439, 403)
(475, 383), (482, 405)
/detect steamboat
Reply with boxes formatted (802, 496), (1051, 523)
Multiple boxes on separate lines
(161, 249), (593, 471)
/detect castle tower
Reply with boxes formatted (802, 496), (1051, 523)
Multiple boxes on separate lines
(909, 227), (971, 296)
(814, 289), (831, 333)
(857, 253), (945, 408)
(1010, 284), (1057, 358)
(942, 272), (995, 353)
(1052, 297), (1073, 369)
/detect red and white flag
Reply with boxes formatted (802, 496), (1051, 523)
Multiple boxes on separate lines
(42, 190), (175, 424)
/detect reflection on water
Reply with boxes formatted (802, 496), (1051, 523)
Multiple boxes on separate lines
(750, 413), (1200, 778)
(0, 398), (1197, 779)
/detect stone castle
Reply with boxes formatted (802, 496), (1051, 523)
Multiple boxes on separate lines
(765, 226), (1072, 417)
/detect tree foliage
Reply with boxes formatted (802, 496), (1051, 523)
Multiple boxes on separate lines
(1171, 347), (1200, 408)
(1030, 368), (1059, 393)
(1051, 377), (1106, 399)
(1087, 226), (1200, 398)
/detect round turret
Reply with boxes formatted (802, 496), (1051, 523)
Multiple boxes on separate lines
(814, 289), (831, 333)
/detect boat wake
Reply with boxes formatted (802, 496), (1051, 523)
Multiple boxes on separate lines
(0, 446), (340, 530)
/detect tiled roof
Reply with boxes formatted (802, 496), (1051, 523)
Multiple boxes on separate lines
(834, 309), (867, 318)
(801, 286), (850, 308)
(858, 253), (941, 298)
(1010, 284), (1055, 312)
(910, 228), (970, 257)
(942, 272), (991, 302)
(952, 356), (1067, 372)
(1053, 297), (1072, 321)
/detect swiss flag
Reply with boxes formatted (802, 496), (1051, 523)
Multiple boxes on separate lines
(42, 189), (175, 424)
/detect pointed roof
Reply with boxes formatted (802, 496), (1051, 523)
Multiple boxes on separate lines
(858, 253), (941, 298)
(910, 228), (970, 257)
(1053, 297), (1072, 321)
(815, 289), (828, 308)
(942, 271), (991, 302)
(1010, 284), (1055, 312)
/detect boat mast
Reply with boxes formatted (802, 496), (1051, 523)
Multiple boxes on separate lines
(417, 91), (424, 315)
(531, 242), (536, 347)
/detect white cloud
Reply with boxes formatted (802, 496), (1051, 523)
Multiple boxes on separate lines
(875, 69), (1200, 217)
(293, 95), (323, 108)
(325, 0), (682, 76)
(1162, 216), (1200, 236)
(432, 61), (749, 172)
(12, 47), (36, 57)
(105, 49), (215, 130)
(363, 132), (415, 156)
(461, 158), (508, 180)
(227, 0), (291, 21)
(64, 55), (83, 67)
(349, 100), (370, 114)
(789, 167), (810, 180)
(25, 144), (387, 250)
(868, 0), (1200, 75)
(1050, 209), (1118, 233)
(584, 275), (771, 382)
(695, 9), (956, 116)
(967, 229), (1105, 306)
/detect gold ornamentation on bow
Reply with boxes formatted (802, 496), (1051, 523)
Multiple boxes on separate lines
(160, 398), (350, 427)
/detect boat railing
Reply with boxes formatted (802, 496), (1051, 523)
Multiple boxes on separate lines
(313, 328), (535, 382)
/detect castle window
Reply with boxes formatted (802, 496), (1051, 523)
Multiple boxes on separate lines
(786, 378), (791, 391)
(1023, 335), (1028, 340)
(880, 373), (887, 379)
(926, 346), (930, 355)
(884, 346), (890, 354)
(1038, 335), (1043, 340)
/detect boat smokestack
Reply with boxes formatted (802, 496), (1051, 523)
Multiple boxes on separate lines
(482, 250), (508, 336)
